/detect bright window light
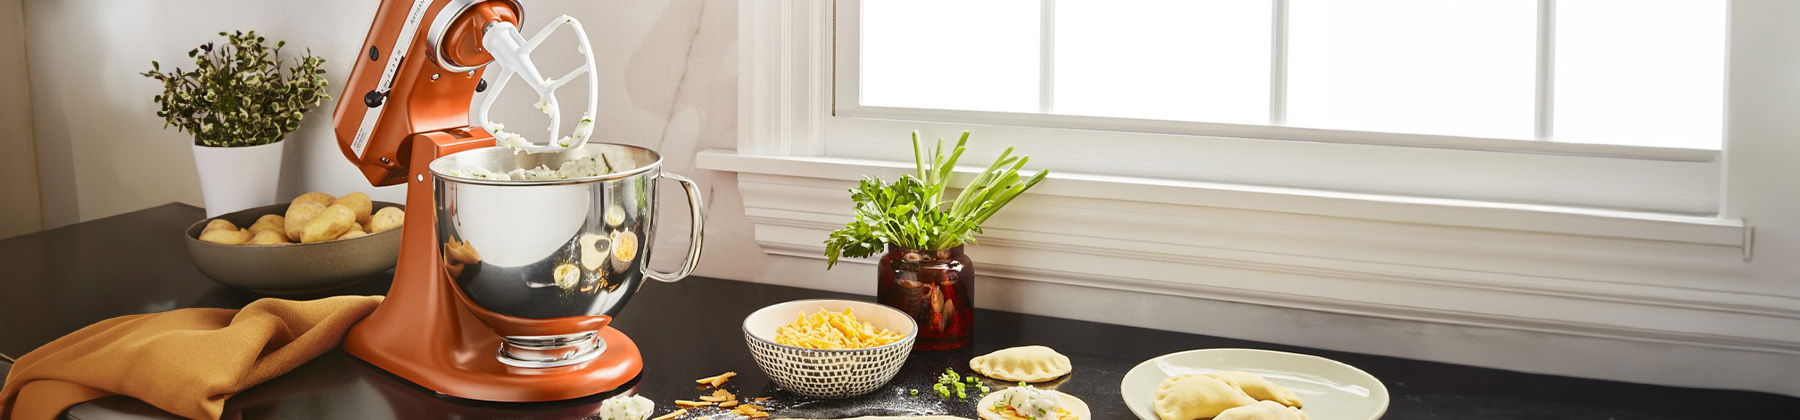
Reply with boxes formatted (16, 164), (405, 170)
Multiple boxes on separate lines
(1554, 0), (1725, 149)
(1054, 0), (1272, 124)
(854, 0), (1727, 150)
(1286, 0), (1537, 139)
(859, 0), (1041, 113)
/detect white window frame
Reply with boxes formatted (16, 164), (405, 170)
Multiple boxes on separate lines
(826, 0), (1726, 214)
(698, 0), (1800, 394)
(713, 0), (1756, 240)
(844, 0), (1724, 157)
(712, 0), (1753, 257)
(824, 0), (1728, 216)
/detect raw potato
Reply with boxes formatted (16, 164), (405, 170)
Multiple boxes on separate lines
(248, 214), (285, 235)
(300, 204), (357, 243)
(333, 192), (373, 224)
(284, 201), (327, 241)
(370, 207), (405, 233)
(199, 228), (251, 245)
(338, 223), (367, 240)
(201, 219), (238, 234)
(292, 192), (334, 207)
(200, 191), (392, 246)
(248, 230), (291, 245)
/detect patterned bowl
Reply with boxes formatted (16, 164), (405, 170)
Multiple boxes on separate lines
(743, 299), (917, 398)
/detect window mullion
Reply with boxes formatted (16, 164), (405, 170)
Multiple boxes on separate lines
(1039, 0), (1056, 114)
(1536, 0), (1557, 141)
(1271, 0), (1290, 126)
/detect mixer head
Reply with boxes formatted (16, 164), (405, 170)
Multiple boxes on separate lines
(331, 0), (599, 186)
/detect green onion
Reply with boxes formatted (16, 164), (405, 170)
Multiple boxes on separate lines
(824, 131), (1049, 267)
(923, 367), (991, 402)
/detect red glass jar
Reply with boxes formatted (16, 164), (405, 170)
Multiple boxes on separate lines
(877, 244), (973, 351)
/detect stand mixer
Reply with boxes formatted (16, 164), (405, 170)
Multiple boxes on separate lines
(330, 0), (704, 402)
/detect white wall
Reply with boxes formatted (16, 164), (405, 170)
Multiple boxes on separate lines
(25, 0), (769, 289)
(0, 0), (39, 239)
(22, 0), (1800, 398)
(23, 0), (763, 280)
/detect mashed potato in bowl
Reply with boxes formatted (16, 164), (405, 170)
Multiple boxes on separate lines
(450, 154), (613, 181)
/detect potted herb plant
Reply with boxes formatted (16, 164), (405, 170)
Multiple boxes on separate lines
(825, 131), (1048, 350)
(143, 30), (330, 217)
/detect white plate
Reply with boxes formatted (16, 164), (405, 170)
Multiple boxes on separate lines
(1121, 348), (1389, 420)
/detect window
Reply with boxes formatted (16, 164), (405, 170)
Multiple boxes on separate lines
(855, 0), (1726, 150)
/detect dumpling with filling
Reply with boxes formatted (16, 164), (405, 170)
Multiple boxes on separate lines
(970, 345), (1073, 383)
(1153, 374), (1258, 420)
(976, 385), (1089, 420)
(1214, 401), (1309, 420)
(1205, 371), (1303, 408)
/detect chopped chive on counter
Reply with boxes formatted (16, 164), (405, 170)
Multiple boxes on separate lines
(926, 368), (992, 401)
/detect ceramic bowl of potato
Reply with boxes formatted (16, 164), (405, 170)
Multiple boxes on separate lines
(184, 192), (405, 294)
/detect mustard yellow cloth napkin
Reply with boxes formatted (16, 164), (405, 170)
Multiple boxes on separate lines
(0, 295), (382, 420)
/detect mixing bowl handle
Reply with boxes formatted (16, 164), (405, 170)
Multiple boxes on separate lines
(646, 172), (704, 283)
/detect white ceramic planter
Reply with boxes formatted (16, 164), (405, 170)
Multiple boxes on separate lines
(192, 141), (284, 217)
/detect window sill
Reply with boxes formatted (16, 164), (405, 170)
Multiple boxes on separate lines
(698, 148), (1800, 356)
(698, 149), (1746, 249)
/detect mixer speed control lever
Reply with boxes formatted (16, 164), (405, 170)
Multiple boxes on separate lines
(363, 90), (386, 108)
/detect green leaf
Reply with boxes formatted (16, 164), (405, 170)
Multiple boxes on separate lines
(825, 131), (1047, 264)
(144, 30), (329, 147)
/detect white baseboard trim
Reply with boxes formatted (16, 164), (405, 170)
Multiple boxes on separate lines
(730, 255), (1800, 398)
(699, 148), (1800, 396)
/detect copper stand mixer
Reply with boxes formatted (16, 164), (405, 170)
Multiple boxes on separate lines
(330, 0), (704, 402)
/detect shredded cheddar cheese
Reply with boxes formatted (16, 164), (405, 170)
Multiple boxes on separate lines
(773, 307), (904, 350)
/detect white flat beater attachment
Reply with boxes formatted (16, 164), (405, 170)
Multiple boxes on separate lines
(474, 15), (599, 154)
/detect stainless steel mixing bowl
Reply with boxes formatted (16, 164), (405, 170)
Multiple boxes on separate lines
(428, 143), (703, 367)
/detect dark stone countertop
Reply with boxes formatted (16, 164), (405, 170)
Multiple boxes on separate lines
(4, 203), (1799, 419)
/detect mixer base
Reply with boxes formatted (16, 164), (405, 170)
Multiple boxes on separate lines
(497, 330), (608, 368)
(347, 321), (643, 402)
